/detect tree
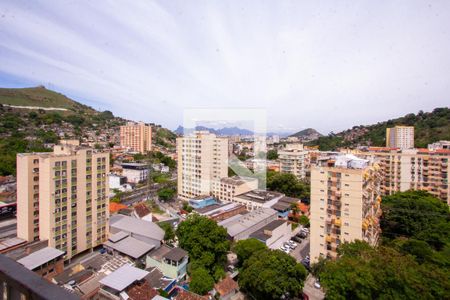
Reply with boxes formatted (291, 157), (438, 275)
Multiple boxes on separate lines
(317, 241), (450, 300)
(233, 238), (267, 266)
(157, 187), (175, 201)
(291, 202), (300, 217)
(298, 215), (310, 227)
(267, 149), (278, 160)
(239, 249), (307, 300)
(267, 173), (310, 199)
(176, 215), (230, 274)
(158, 222), (175, 244)
(189, 268), (215, 295)
(380, 190), (449, 250)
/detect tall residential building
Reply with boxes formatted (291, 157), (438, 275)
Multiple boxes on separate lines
(310, 154), (382, 263)
(120, 122), (152, 153)
(17, 141), (109, 260)
(177, 131), (228, 200)
(279, 143), (308, 180)
(362, 147), (450, 204)
(386, 126), (414, 149)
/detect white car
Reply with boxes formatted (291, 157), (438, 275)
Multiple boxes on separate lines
(288, 241), (298, 247)
(314, 281), (321, 289)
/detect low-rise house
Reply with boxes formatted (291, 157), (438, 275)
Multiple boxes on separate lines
(249, 220), (292, 249)
(99, 265), (151, 299)
(175, 289), (208, 300)
(214, 276), (239, 300)
(16, 247), (65, 281)
(133, 202), (153, 222)
(218, 208), (278, 241)
(195, 202), (247, 222)
(233, 190), (284, 211)
(146, 245), (188, 281)
(271, 196), (299, 219)
(109, 214), (164, 248)
(104, 231), (155, 266)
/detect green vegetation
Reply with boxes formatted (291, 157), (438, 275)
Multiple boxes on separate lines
(158, 222), (175, 245)
(267, 173), (310, 200)
(233, 239), (268, 267)
(308, 107), (450, 150)
(153, 127), (176, 149)
(189, 267), (215, 295)
(239, 248), (307, 300)
(181, 201), (193, 213)
(298, 215), (310, 227)
(289, 128), (323, 139)
(157, 187), (176, 201)
(176, 215), (230, 285)
(315, 191), (450, 299)
(267, 149), (278, 160)
(0, 86), (95, 111)
(318, 241), (449, 299)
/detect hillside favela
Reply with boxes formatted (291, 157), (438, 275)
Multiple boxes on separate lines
(0, 2), (449, 300)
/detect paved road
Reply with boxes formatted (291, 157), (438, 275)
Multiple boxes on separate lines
(290, 236), (310, 262)
(303, 274), (325, 300)
(0, 218), (17, 240)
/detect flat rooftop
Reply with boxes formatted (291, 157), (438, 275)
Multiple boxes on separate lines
(236, 190), (284, 203)
(100, 265), (149, 292)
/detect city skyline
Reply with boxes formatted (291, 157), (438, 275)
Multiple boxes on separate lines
(1, 1), (450, 133)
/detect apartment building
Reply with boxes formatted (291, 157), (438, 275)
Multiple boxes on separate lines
(120, 122), (152, 153)
(211, 176), (258, 203)
(361, 147), (450, 204)
(386, 126), (414, 149)
(17, 141), (109, 260)
(177, 131), (228, 200)
(310, 154), (382, 263)
(233, 190), (284, 211)
(279, 143), (308, 180)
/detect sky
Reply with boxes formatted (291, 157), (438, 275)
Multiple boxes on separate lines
(1, 1), (450, 134)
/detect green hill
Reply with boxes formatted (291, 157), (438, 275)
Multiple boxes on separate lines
(308, 107), (450, 150)
(289, 128), (322, 139)
(0, 86), (95, 112)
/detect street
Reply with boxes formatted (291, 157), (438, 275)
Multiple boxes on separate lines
(303, 274), (325, 300)
(0, 218), (17, 240)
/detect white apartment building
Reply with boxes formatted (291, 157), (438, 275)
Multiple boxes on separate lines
(279, 143), (308, 180)
(212, 176), (258, 203)
(177, 131), (228, 200)
(386, 126), (414, 149)
(17, 141), (109, 260)
(121, 163), (149, 184)
(310, 154), (382, 263)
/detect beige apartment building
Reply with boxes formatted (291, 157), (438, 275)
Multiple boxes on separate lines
(361, 147), (450, 204)
(17, 141), (109, 260)
(212, 176), (258, 203)
(386, 126), (414, 149)
(177, 131), (228, 200)
(120, 122), (152, 153)
(279, 143), (308, 180)
(310, 154), (382, 262)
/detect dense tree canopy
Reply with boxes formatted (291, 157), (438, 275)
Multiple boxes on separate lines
(267, 173), (310, 200)
(239, 249), (307, 300)
(158, 222), (175, 244)
(318, 241), (450, 300)
(315, 191), (450, 299)
(188, 267), (215, 295)
(381, 190), (450, 250)
(176, 214), (230, 277)
(233, 238), (267, 267)
(267, 149), (278, 160)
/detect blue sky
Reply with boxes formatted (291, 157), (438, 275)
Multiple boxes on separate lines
(1, 1), (450, 134)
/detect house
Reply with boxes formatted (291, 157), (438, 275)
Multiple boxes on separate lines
(16, 247), (65, 281)
(98, 265), (151, 299)
(146, 245), (188, 281)
(133, 202), (153, 222)
(175, 289), (208, 300)
(214, 276), (239, 300)
(109, 214), (165, 248)
(249, 219), (292, 249)
(104, 231), (155, 265)
(271, 196), (299, 219)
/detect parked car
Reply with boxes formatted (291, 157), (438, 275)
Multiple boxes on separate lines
(314, 281), (321, 289)
(292, 236), (303, 243)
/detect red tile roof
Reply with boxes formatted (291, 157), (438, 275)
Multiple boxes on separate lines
(134, 203), (151, 218)
(110, 202), (128, 213)
(214, 276), (238, 297)
(175, 289), (208, 300)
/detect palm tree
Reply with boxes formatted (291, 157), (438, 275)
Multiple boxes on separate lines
(290, 202), (300, 217)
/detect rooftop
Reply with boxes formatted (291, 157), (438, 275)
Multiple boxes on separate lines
(218, 208), (278, 238)
(214, 276), (239, 296)
(134, 202), (152, 218)
(249, 220), (287, 241)
(104, 236), (155, 259)
(236, 190), (284, 203)
(271, 196), (299, 211)
(100, 265), (149, 292)
(17, 247), (64, 270)
(110, 214), (165, 242)
(149, 245), (187, 262)
(219, 176), (257, 186)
